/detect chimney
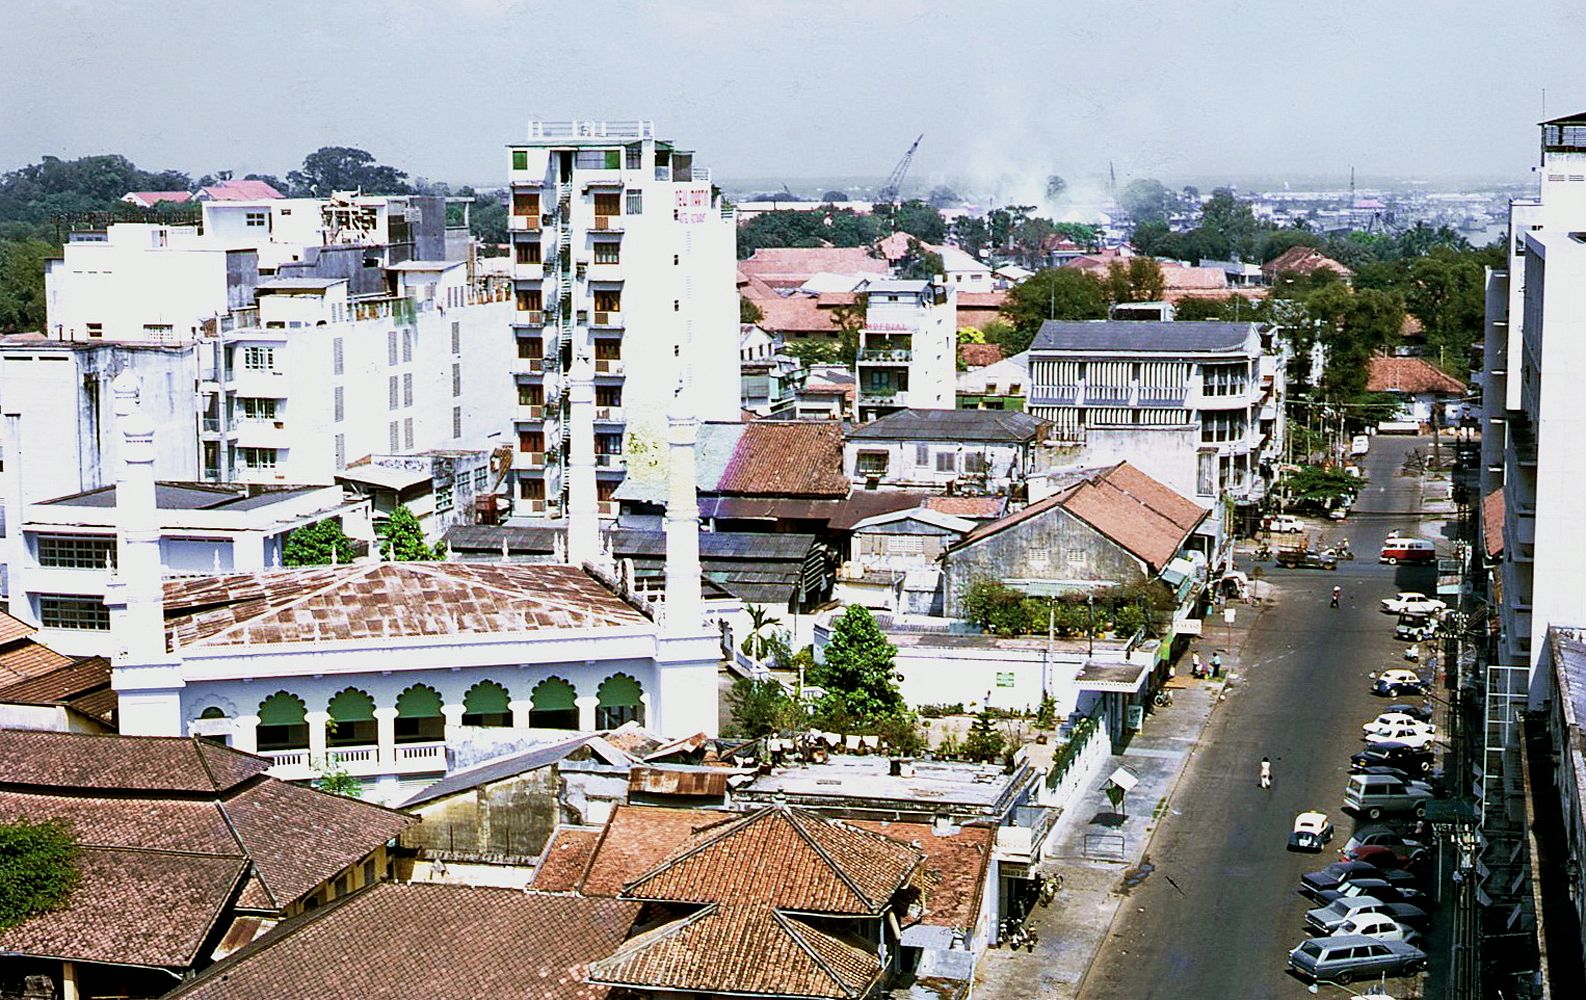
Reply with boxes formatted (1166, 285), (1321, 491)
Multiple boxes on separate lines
(565, 352), (599, 565)
(103, 372), (165, 661)
(663, 377), (701, 634)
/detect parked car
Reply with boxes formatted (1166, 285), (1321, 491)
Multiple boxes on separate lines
(1373, 669), (1430, 697)
(1289, 935), (1426, 983)
(1363, 726), (1437, 750)
(1301, 862), (1420, 903)
(1268, 514), (1306, 533)
(1345, 843), (1426, 870)
(1343, 772), (1436, 820)
(1341, 828), (1427, 859)
(1289, 810), (1336, 852)
(1380, 592), (1447, 615)
(1379, 539), (1437, 565)
(1394, 613), (1440, 641)
(1351, 743), (1435, 775)
(1306, 895), (1431, 934)
(1316, 878), (1429, 908)
(1329, 913), (1423, 946)
(1363, 714), (1437, 737)
(1383, 702), (1434, 722)
(1277, 547), (1339, 570)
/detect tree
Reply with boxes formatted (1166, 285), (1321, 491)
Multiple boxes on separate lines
(1196, 188), (1261, 261)
(895, 237), (944, 281)
(0, 820), (79, 932)
(1104, 257), (1165, 304)
(926, 185), (961, 209)
(740, 296), (764, 324)
(0, 238), (56, 332)
(283, 518), (357, 567)
(1120, 178), (1171, 223)
(952, 215), (990, 259)
(807, 606), (905, 728)
(380, 505), (443, 561)
(286, 146), (411, 196)
(889, 199), (946, 243)
(744, 605), (784, 668)
(962, 712), (1006, 763)
(998, 268), (1109, 352)
(1010, 217), (1058, 268)
(313, 761), (363, 798)
(724, 676), (804, 738)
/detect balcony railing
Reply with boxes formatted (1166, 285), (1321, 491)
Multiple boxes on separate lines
(593, 216), (623, 232)
(594, 454), (624, 469)
(520, 451), (547, 468)
(858, 390), (903, 406)
(201, 416), (221, 433)
(858, 348), (913, 362)
(509, 215), (540, 232)
(594, 358), (625, 375)
(518, 405), (546, 420)
(597, 500), (618, 517)
(528, 120), (654, 139)
(513, 357), (546, 375)
(595, 406), (625, 422)
(591, 311), (623, 328)
(514, 309), (545, 327)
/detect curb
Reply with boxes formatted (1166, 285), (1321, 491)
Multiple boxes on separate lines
(1068, 600), (1266, 1000)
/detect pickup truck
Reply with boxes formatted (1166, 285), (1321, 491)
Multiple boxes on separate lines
(1276, 548), (1339, 570)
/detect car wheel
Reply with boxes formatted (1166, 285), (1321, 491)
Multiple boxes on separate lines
(1367, 807), (1383, 820)
(1414, 802), (1427, 818)
(1404, 961), (1424, 975)
(1387, 557), (1399, 565)
(1336, 971), (1353, 985)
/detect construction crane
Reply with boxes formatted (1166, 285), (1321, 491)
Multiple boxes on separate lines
(876, 134), (923, 205)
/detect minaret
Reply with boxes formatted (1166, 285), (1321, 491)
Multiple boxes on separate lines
(565, 352), (599, 565)
(104, 371), (165, 662)
(663, 377), (702, 634)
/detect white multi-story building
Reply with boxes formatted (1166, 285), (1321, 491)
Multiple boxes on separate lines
(505, 121), (738, 517)
(1484, 112), (1586, 695)
(854, 278), (957, 421)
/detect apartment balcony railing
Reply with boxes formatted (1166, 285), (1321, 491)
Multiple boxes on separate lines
(521, 499), (549, 515)
(1084, 386), (1133, 406)
(201, 416), (221, 433)
(858, 389), (904, 406)
(1138, 385), (1190, 406)
(520, 451), (547, 469)
(514, 310), (546, 328)
(597, 500), (618, 518)
(590, 310), (624, 329)
(528, 120), (655, 139)
(594, 406), (625, 423)
(594, 454), (625, 469)
(592, 216), (624, 232)
(517, 404), (547, 421)
(858, 349), (912, 363)
(509, 215), (540, 232)
(594, 358), (625, 376)
(1033, 385), (1081, 405)
(512, 357), (548, 376)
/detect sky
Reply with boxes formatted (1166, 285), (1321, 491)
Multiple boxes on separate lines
(6, 0), (1586, 196)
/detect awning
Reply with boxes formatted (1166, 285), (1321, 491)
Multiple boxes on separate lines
(337, 466), (429, 491)
(1075, 659), (1151, 694)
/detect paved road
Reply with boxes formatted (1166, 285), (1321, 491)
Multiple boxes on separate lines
(1081, 436), (1441, 1000)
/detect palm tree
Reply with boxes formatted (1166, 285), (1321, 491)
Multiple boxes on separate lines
(745, 605), (783, 671)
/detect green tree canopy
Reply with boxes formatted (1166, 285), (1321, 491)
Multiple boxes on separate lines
(736, 208), (885, 259)
(962, 712), (1007, 763)
(1104, 257), (1165, 304)
(807, 606), (906, 728)
(286, 146), (411, 196)
(724, 676), (805, 738)
(996, 268), (1109, 353)
(283, 518), (357, 567)
(895, 237), (944, 280)
(1120, 178), (1170, 223)
(0, 239), (55, 332)
(380, 505), (443, 561)
(0, 820), (79, 932)
(887, 199), (947, 243)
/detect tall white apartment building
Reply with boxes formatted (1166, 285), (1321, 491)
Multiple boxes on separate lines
(505, 121), (738, 517)
(854, 278), (958, 421)
(1483, 111), (1586, 695)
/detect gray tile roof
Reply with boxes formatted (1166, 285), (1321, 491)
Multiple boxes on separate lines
(847, 408), (1047, 443)
(1030, 320), (1257, 354)
(41, 482), (327, 511)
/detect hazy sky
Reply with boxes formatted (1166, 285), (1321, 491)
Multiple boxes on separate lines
(6, 0), (1586, 194)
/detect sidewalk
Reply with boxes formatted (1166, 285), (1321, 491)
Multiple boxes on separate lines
(973, 604), (1265, 1000)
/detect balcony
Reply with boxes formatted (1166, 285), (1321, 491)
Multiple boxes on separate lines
(232, 419), (287, 448)
(528, 120), (654, 139)
(587, 262), (623, 282)
(594, 358), (625, 376)
(513, 310), (546, 328)
(858, 389), (904, 406)
(1083, 385), (1134, 406)
(594, 454), (625, 470)
(594, 406), (625, 423)
(590, 311), (624, 329)
(520, 499), (549, 515)
(1138, 385), (1190, 408)
(581, 172), (625, 190)
(509, 215), (541, 233)
(592, 216), (624, 233)
(858, 348), (913, 363)
(200, 416), (221, 436)
(262, 742), (446, 781)
(513, 261), (544, 281)
(1033, 385), (1081, 405)
(512, 357), (548, 376)
(520, 451), (547, 469)
(226, 369), (288, 399)
(517, 404), (547, 421)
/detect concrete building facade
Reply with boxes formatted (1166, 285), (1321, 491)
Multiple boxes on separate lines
(855, 278), (957, 420)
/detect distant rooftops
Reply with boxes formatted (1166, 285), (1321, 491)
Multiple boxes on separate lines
(1031, 319), (1258, 355)
(847, 407), (1047, 444)
(197, 179), (285, 201)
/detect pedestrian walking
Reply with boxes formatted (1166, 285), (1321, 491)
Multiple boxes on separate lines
(1191, 651), (1203, 679)
(1211, 651), (1223, 678)
(1260, 756), (1272, 789)
(1330, 585), (1341, 609)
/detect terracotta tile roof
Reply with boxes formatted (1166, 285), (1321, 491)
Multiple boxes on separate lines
(1263, 244), (1354, 279)
(716, 421), (849, 497)
(923, 495), (1008, 519)
(0, 609), (36, 645)
(589, 902), (884, 1000)
(219, 778), (413, 906)
(0, 730), (269, 793)
(623, 807), (922, 914)
(955, 462), (1207, 572)
(0, 639), (75, 688)
(124, 190), (194, 206)
(532, 827), (605, 891)
(579, 804), (725, 896)
(1161, 263), (1230, 292)
(163, 562), (647, 649)
(1365, 355), (1467, 395)
(958, 343), (1004, 368)
(738, 247), (888, 288)
(877, 231), (913, 262)
(0, 847), (247, 968)
(199, 179), (284, 200)
(167, 884), (643, 1000)
(852, 821), (993, 930)
(0, 790), (241, 855)
(0, 655), (114, 720)
(955, 291), (1008, 309)
(1483, 488), (1505, 559)
(752, 293), (846, 335)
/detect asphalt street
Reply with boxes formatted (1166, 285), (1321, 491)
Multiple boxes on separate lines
(1081, 435), (1443, 1000)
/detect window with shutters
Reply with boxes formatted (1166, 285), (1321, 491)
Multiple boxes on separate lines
(516, 241), (541, 264)
(334, 433), (345, 469)
(403, 418), (414, 450)
(625, 145), (642, 170)
(241, 347), (275, 371)
(402, 331), (412, 363)
(387, 330), (398, 365)
(520, 477), (545, 500)
(240, 398), (277, 421)
(914, 444), (930, 467)
(239, 448), (277, 469)
(333, 386), (344, 422)
(519, 384), (543, 406)
(511, 191), (538, 215)
(452, 406), (462, 439)
(388, 376), (399, 410)
(594, 192), (622, 217)
(452, 363), (461, 396)
(450, 322), (461, 354)
(516, 289), (542, 312)
(511, 150), (528, 171)
(389, 422), (400, 451)
(594, 242), (620, 264)
(625, 190), (642, 215)
(402, 373), (413, 407)
(594, 290), (622, 312)
(935, 452), (957, 473)
(333, 337), (344, 375)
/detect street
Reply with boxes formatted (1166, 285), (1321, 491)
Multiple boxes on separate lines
(1080, 435), (1443, 1000)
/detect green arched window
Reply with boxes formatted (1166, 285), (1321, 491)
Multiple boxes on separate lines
(462, 680), (512, 728)
(529, 677), (579, 730)
(199, 706), (227, 720)
(395, 684), (444, 744)
(327, 688), (377, 748)
(595, 673), (644, 730)
(257, 692), (308, 751)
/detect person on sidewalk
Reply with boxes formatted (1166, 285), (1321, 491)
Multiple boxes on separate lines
(1330, 585), (1341, 609)
(1191, 651), (1203, 679)
(1211, 651), (1223, 678)
(1260, 756), (1272, 788)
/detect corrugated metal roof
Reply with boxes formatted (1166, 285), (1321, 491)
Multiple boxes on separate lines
(1031, 320), (1256, 354)
(847, 408), (1047, 443)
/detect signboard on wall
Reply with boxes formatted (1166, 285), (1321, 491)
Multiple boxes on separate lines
(674, 186), (713, 225)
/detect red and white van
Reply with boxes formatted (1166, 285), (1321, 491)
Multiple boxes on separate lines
(1379, 539), (1436, 565)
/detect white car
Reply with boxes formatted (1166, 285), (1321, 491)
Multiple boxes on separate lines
(1379, 592), (1448, 616)
(1268, 515), (1305, 533)
(1331, 912), (1421, 945)
(1364, 726), (1437, 750)
(1363, 714), (1437, 736)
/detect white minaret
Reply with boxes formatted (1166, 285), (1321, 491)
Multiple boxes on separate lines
(566, 352), (599, 565)
(663, 377), (702, 634)
(103, 371), (166, 662)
